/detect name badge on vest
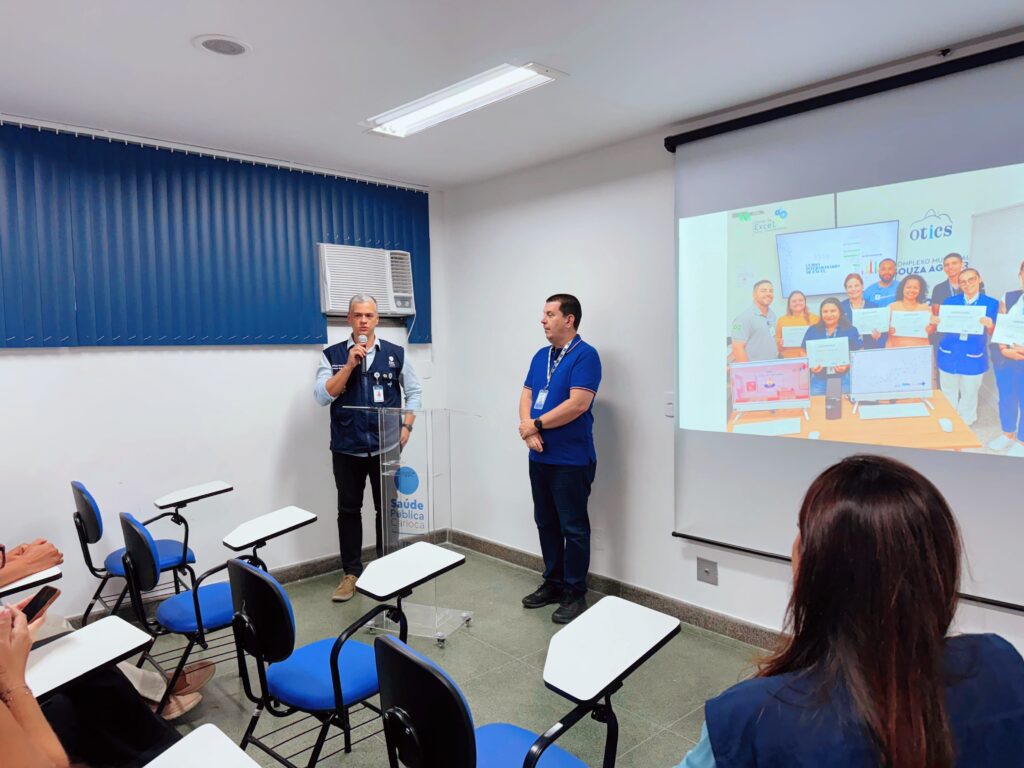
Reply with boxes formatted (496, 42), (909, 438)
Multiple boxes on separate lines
(534, 389), (548, 409)
(373, 385), (385, 404)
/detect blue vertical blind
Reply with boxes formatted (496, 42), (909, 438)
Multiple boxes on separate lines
(0, 124), (431, 347)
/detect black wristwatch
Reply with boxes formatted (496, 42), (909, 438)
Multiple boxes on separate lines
(533, 418), (544, 432)
(402, 423), (413, 432)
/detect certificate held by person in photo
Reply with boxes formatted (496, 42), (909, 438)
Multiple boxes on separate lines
(806, 336), (850, 369)
(852, 307), (890, 335)
(938, 305), (987, 335)
(781, 325), (809, 349)
(891, 310), (931, 338)
(992, 313), (1024, 346)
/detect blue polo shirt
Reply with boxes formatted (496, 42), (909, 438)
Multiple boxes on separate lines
(524, 337), (601, 466)
(865, 280), (898, 307)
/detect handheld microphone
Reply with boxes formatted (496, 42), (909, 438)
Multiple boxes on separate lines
(357, 334), (368, 374)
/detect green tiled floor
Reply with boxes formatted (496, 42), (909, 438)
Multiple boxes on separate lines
(169, 547), (761, 766)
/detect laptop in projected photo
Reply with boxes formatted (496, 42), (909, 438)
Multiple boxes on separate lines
(850, 346), (933, 402)
(730, 358), (811, 412)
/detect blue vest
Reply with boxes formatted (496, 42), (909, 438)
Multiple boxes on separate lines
(323, 339), (405, 455)
(937, 293), (1000, 376)
(705, 634), (1024, 768)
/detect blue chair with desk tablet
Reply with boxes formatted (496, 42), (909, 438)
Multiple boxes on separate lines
(227, 558), (389, 767)
(374, 634), (588, 768)
(119, 512), (233, 714)
(71, 481), (195, 624)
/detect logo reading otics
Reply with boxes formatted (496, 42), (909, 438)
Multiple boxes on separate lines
(394, 466), (419, 496)
(909, 210), (953, 241)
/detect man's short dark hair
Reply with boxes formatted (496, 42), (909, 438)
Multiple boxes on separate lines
(879, 258), (896, 267)
(943, 252), (963, 264)
(752, 280), (773, 292)
(546, 294), (582, 329)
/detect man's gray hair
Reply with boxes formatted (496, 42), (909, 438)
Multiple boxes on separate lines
(348, 293), (379, 312)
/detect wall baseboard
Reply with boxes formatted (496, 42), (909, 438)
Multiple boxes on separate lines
(450, 530), (780, 651)
(69, 529), (779, 651)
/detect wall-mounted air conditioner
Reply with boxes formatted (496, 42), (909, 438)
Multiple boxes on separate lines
(318, 244), (416, 317)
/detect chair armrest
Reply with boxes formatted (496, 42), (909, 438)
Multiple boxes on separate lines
(329, 603), (405, 710)
(522, 701), (593, 768)
(188, 560), (232, 639)
(142, 511), (176, 526)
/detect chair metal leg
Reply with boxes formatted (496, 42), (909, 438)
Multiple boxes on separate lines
(173, 568), (183, 594)
(157, 637), (196, 714)
(240, 703), (263, 750)
(81, 576), (110, 625)
(110, 584), (129, 617)
(600, 698), (619, 768)
(305, 718), (333, 768)
(341, 707), (352, 754)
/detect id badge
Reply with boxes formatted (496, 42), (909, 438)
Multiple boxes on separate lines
(373, 385), (385, 404)
(534, 389), (548, 409)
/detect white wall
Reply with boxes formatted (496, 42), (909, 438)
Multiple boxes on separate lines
(432, 132), (1024, 650)
(0, 325), (435, 617)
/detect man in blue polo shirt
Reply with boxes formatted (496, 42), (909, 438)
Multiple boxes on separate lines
(865, 258), (899, 307)
(518, 294), (602, 624)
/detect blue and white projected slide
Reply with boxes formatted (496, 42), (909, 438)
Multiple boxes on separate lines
(677, 159), (1024, 455)
(776, 221), (898, 297)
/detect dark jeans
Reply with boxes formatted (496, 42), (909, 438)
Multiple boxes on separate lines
(41, 666), (180, 768)
(333, 451), (383, 576)
(529, 460), (596, 598)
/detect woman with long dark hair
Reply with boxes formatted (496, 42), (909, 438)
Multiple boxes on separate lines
(675, 455), (1024, 768)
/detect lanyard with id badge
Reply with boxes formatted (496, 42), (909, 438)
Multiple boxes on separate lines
(371, 372), (385, 403)
(535, 338), (580, 410)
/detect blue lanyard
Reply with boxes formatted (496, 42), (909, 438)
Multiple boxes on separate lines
(545, 337), (580, 390)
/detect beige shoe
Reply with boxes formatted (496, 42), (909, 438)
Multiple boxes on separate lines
(332, 574), (358, 602)
(169, 661), (216, 696)
(151, 692), (202, 720)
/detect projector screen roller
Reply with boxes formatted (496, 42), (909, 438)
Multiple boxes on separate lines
(679, 160), (1024, 454)
(673, 56), (1024, 607)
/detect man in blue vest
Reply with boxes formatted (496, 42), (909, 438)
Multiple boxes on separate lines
(314, 294), (422, 602)
(518, 294), (602, 624)
(865, 258), (899, 307)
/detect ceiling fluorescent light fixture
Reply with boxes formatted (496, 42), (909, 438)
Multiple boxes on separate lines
(364, 62), (563, 138)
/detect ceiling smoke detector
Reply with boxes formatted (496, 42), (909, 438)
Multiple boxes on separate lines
(193, 35), (251, 57)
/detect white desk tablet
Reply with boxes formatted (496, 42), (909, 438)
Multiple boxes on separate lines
(145, 724), (260, 767)
(356, 541), (465, 601)
(153, 480), (233, 510)
(222, 506), (317, 552)
(543, 596), (680, 703)
(0, 566), (62, 599)
(27, 616), (152, 697)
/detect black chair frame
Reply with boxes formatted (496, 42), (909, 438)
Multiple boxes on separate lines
(379, 641), (621, 768)
(122, 549), (239, 714)
(74, 506), (191, 625)
(234, 598), (409, 768)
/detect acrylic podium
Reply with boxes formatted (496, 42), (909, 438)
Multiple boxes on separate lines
(345, 406), (474, 646)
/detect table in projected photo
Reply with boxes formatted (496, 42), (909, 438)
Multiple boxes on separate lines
(728, 391), (980, 451)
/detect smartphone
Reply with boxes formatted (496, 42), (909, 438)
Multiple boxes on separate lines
(22, 586), (60, 623)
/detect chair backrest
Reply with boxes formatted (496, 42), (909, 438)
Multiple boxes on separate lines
(119, 513), (160, 591)
(227, 559), (295, 663)
(374, 635), (476, 768)
(71, 481), (103, 544)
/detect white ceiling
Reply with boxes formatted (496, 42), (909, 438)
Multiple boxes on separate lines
(0, 1), (1021, 189)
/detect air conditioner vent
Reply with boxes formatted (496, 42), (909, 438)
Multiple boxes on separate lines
(318, 244), (416, 317)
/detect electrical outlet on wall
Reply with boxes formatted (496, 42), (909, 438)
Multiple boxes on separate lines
(697, 557), (718, 586)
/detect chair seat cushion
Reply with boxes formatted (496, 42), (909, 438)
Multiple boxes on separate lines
(155, 582), (234, 633)
(266, 637), (378, 711)
(475, 723), (588, 768)
(105, 539), (195, 576)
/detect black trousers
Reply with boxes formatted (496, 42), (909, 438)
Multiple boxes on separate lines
(41, 666), (180, 768)
(333, 451), (383, 576)
(529, 460), (596, 598)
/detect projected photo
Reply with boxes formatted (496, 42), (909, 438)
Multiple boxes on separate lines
(678, 161), (1024, 455)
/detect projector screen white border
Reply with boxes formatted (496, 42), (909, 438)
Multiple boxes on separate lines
(673, 57), (1024, 608)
